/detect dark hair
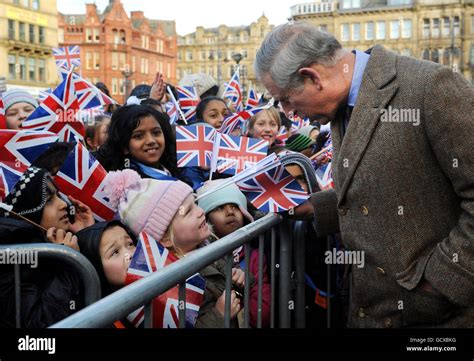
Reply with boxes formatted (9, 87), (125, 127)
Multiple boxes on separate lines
(77, 220), (137, 297)
(130, 84), (151, 99)
(85, 115), (111, 151)
(195, 96), (227, 122)
(95, 82), (111, 97)
(32, 142), (75, 175)
(96, 104), (178, 175)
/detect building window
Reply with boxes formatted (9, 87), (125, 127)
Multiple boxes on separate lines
(119, 79), (125, 95)
(38, 59), (45, 81)
(186, 51), (193, 61)
(390, 20), (400, 39)
(320, 24), (328, 32)
(119, 30), (125, 44)
(470, 46), (474, 66)
(113, 30), (119, 44)
(422, 49), (429, 60)
(8, 20), (15, 40)
(19, 56), (26, 80)
(86, 52), (92, 70)
(341, 0), (361, 9)
(132, 56), (136, 72)
(8, 55), (16, 80)
(242, 49), (248, 58)
(443, 48), (450, 65)
(423, 19), (430, 39)
(471, 16), (474, 34)
(432, 18), (440, 38)
(39, 26), (44, 43)
(94, 52), (100, 70)
(341, 23), (350, 42)
(86, 28), (92, 42)
(112, 52), (118, 70)
(402, 19), (411, 38)
(119, 53), (125, 70)
(111, 78), (118, 95)
(431, 49), (439, 63)
(365, 22), (374, 40)
(29, 24), (35, 43)
(401, 49), (411, 57)
(19, 22), (26, 41)
(21, 0), (28, 6)
(376, 21), (386, 40)
(32, 0), (39, 10)
(167, 63), (171, 78)
(453, 16), (460, 37)
(442, 17), (450, 37)
(28, 58), (35, 81)
(352, 23), (360, 41)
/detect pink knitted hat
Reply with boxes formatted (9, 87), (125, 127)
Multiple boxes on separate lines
(103, 169), (193, 240)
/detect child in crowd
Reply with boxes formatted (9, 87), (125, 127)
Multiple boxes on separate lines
(102, 169), (243, 327)
(85, 114), (111, 151)
(96, 104), (182, 181)
(197, 179), (271, 328)
(0, 167), (94, 327)
(1, 89), (38, 130)
(77, 220), (137, 298)
(194, 96), (230, 129)
(247, 106), (282, 149)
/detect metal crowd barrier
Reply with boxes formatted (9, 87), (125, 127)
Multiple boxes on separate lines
(51, 213), (306, 328)
(0, 243), (101, 328)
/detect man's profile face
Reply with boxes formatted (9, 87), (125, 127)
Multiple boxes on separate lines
(260, 72), (338, 125)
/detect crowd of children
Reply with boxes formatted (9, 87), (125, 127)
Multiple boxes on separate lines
(0, 71), (343, 329)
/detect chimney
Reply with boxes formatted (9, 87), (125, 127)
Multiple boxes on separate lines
(85, 3), (97, 16)
(131, 11), (145, 20)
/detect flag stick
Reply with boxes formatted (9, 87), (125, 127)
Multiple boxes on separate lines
(0, 202), (48, 232)
(309, 145), (332, 161)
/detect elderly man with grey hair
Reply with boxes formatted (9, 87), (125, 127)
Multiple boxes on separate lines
(254, 22), (474, 328)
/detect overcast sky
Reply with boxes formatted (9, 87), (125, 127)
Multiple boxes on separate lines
(57, 0), (298, 35)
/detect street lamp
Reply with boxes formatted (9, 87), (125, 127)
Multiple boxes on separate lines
(231, 53), (244, 94)
(122, 69), (133, 100)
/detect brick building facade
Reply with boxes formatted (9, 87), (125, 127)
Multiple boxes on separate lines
(58, 0), (178, 104)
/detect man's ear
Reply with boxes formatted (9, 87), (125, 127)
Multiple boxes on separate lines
(298, 67), (321, 86)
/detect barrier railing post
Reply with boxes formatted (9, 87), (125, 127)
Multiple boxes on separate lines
(144, 302), (153, 328)
(270, 227), (276, 328)
(294, 221), (306, 329)
(257, 234), (264, 328)
(244, 244), (251, 328)
(179, 282), (186, 328)
(224, 253), (233, 328)
(14, 263), (21, 328)
(327, 236), (332, 328)
(278, 219), (292, 328)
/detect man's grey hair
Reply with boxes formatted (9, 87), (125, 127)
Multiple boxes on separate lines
(254, 22), (344, 91)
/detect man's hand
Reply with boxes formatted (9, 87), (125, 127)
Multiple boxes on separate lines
(215, 290), (241, 319)
(286, 199), (314, 220)
(231, 268), (245, 289)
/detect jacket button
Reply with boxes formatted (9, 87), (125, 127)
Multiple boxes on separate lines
(384, 317), (392, 328)
(338, 207), (348, 216)
(358, 308), (365, 318)
(376, 267), (386, 275)
(361, 206), (369, 216)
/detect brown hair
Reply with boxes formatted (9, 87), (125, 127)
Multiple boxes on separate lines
(247, 107), (281, 136)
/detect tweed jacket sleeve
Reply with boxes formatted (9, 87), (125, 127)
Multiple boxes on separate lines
(421, 66), (474, 307)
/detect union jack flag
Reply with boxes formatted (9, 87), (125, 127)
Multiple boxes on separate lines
(276, 127), (289, 144)
(219, 103), (273, 136)
(0, 130), (58, 200)
(0, 97), (5, 129)
(236, 164), (309, 213)
(38, 89), (53, 102)
(165, 101), (179, 125)
(289, 113), (310, 132)
(223, 70), (243, 112)
(245, 87), (259, 110)
(53, 46), (81, 70)
(176, 125), (216, 168)
(216, 134), (268, 176)
(54, 142), (116, 221)
(22, 70), (85, 142)
(315, 162), (334, 191)
(176, 86), (200, 123)
(125, 231), (206, 328)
